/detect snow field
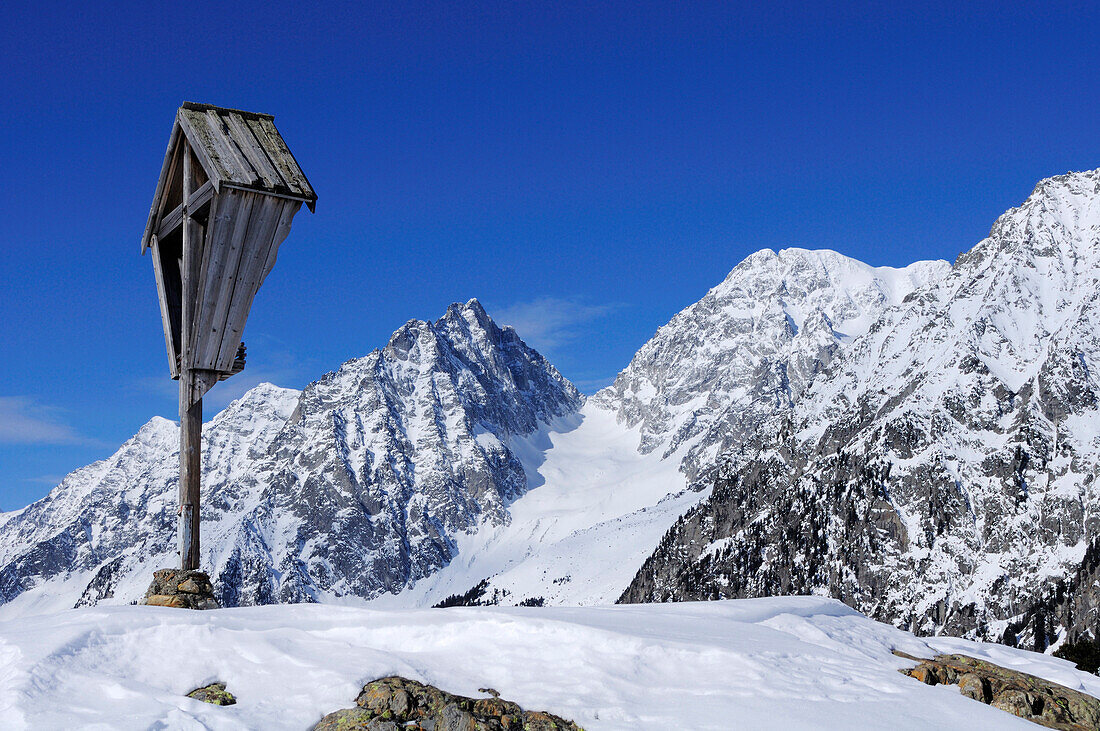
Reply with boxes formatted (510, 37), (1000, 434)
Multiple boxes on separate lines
(1, 597), (1098, 729)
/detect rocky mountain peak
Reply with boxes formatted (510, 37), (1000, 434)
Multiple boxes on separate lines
(593, 246), (949, 474)
(623, 168), (1100, 649)
(0, 301), (582, 613)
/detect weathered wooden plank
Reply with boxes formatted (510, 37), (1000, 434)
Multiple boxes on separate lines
(149, 235), (180, 379)
(218, 184), (314, 204)
(224, 112), (281, 190)
(176, 109), (232, 186)
(193, 191), (245, 370)
(157, 204), (184, 243)
(181, 101), (273, 121)
(243, 116), (304, 196)
(214, 193), (283, 371)
(150, 136), (184, 246)
(203, 108), (258, 187)
(178, 372), (201, 570)
(252, 116), (315, 204)
(188, 178), (215, 214)
(156, 180), (215, 240)
(195, 190), (254, 370)
(258, 199), (301, 286)
(141, 122), (181, 252)
(190, 190), (224, 368)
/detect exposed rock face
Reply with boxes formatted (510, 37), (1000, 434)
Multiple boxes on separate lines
(313, 676), (582, 731)
(621, 169), (1100, 646)
(0, 300), (581, 610)
(897, 651), (1100, 730)
(141, 568), (220, 609)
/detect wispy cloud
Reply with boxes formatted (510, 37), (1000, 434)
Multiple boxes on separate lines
(493, 297), (620, 352)
(0, 397), (91, 445)
(23, 474), (65, 486)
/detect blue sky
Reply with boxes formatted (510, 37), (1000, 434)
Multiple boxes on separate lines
(2, 0), (1099, 509)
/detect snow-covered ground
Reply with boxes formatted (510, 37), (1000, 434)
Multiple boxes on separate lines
(1, 597), (1097, 730)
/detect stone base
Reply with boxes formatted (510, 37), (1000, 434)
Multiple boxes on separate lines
(141, 568), (220, 610)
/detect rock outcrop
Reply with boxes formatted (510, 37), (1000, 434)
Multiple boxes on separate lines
(896, 651), (1100, 730)
(186, 682), (237, 706)
(313, 676), (582, 731)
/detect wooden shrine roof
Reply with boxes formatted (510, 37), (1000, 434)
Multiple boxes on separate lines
(141, 102), (316, 252)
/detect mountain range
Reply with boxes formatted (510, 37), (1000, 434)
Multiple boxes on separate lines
(2, 168), (1098, 652)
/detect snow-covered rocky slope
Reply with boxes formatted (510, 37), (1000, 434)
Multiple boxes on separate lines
(3, 598), (1097, 730)
(622, 170), (1100, 648)
(0, 301), (581, 614)
(0, 243), (935, 614)
(592, 248), (948, 478)
(391, 248), (947, 607)
(2, 168), (1098, 651)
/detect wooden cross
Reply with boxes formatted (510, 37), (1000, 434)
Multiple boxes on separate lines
(141, 103), (315, 570)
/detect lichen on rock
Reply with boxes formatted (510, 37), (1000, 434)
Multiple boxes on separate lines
(896, 650), (1100, 730)
(313, 676), (582, 731)
(187, 682), (236, 706)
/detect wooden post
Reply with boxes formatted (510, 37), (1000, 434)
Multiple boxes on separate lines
(179, 144), (202, 571)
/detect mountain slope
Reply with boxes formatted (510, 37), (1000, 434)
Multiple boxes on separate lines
(622, 169), (1100, 648)
(386, 249), (948, 607)
(0, 300), (581, 614)
(593, 248), (949, 478)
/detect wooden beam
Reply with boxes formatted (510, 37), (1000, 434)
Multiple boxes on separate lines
(179, 141), (203, 572)
(149, 234), (180, 379)
(217, 183), (314, 205)
(147, 133), (183, 252)
(156, 180), (215, 241)
(158, 205), (184, 242)
(188, 179), (215, 214)
(141, 122), (181, 253)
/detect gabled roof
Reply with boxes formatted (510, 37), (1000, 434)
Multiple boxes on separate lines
(141, 102), (316, 252)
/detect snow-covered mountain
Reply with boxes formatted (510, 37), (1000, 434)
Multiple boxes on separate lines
(0, 232), (938, 615)
(395, 248), (947, 607)
(593, 248), (948, 477)
(622, 169), (1100, 648)
(0, 301), (580, 614)
(2, 168), (1099, 655)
